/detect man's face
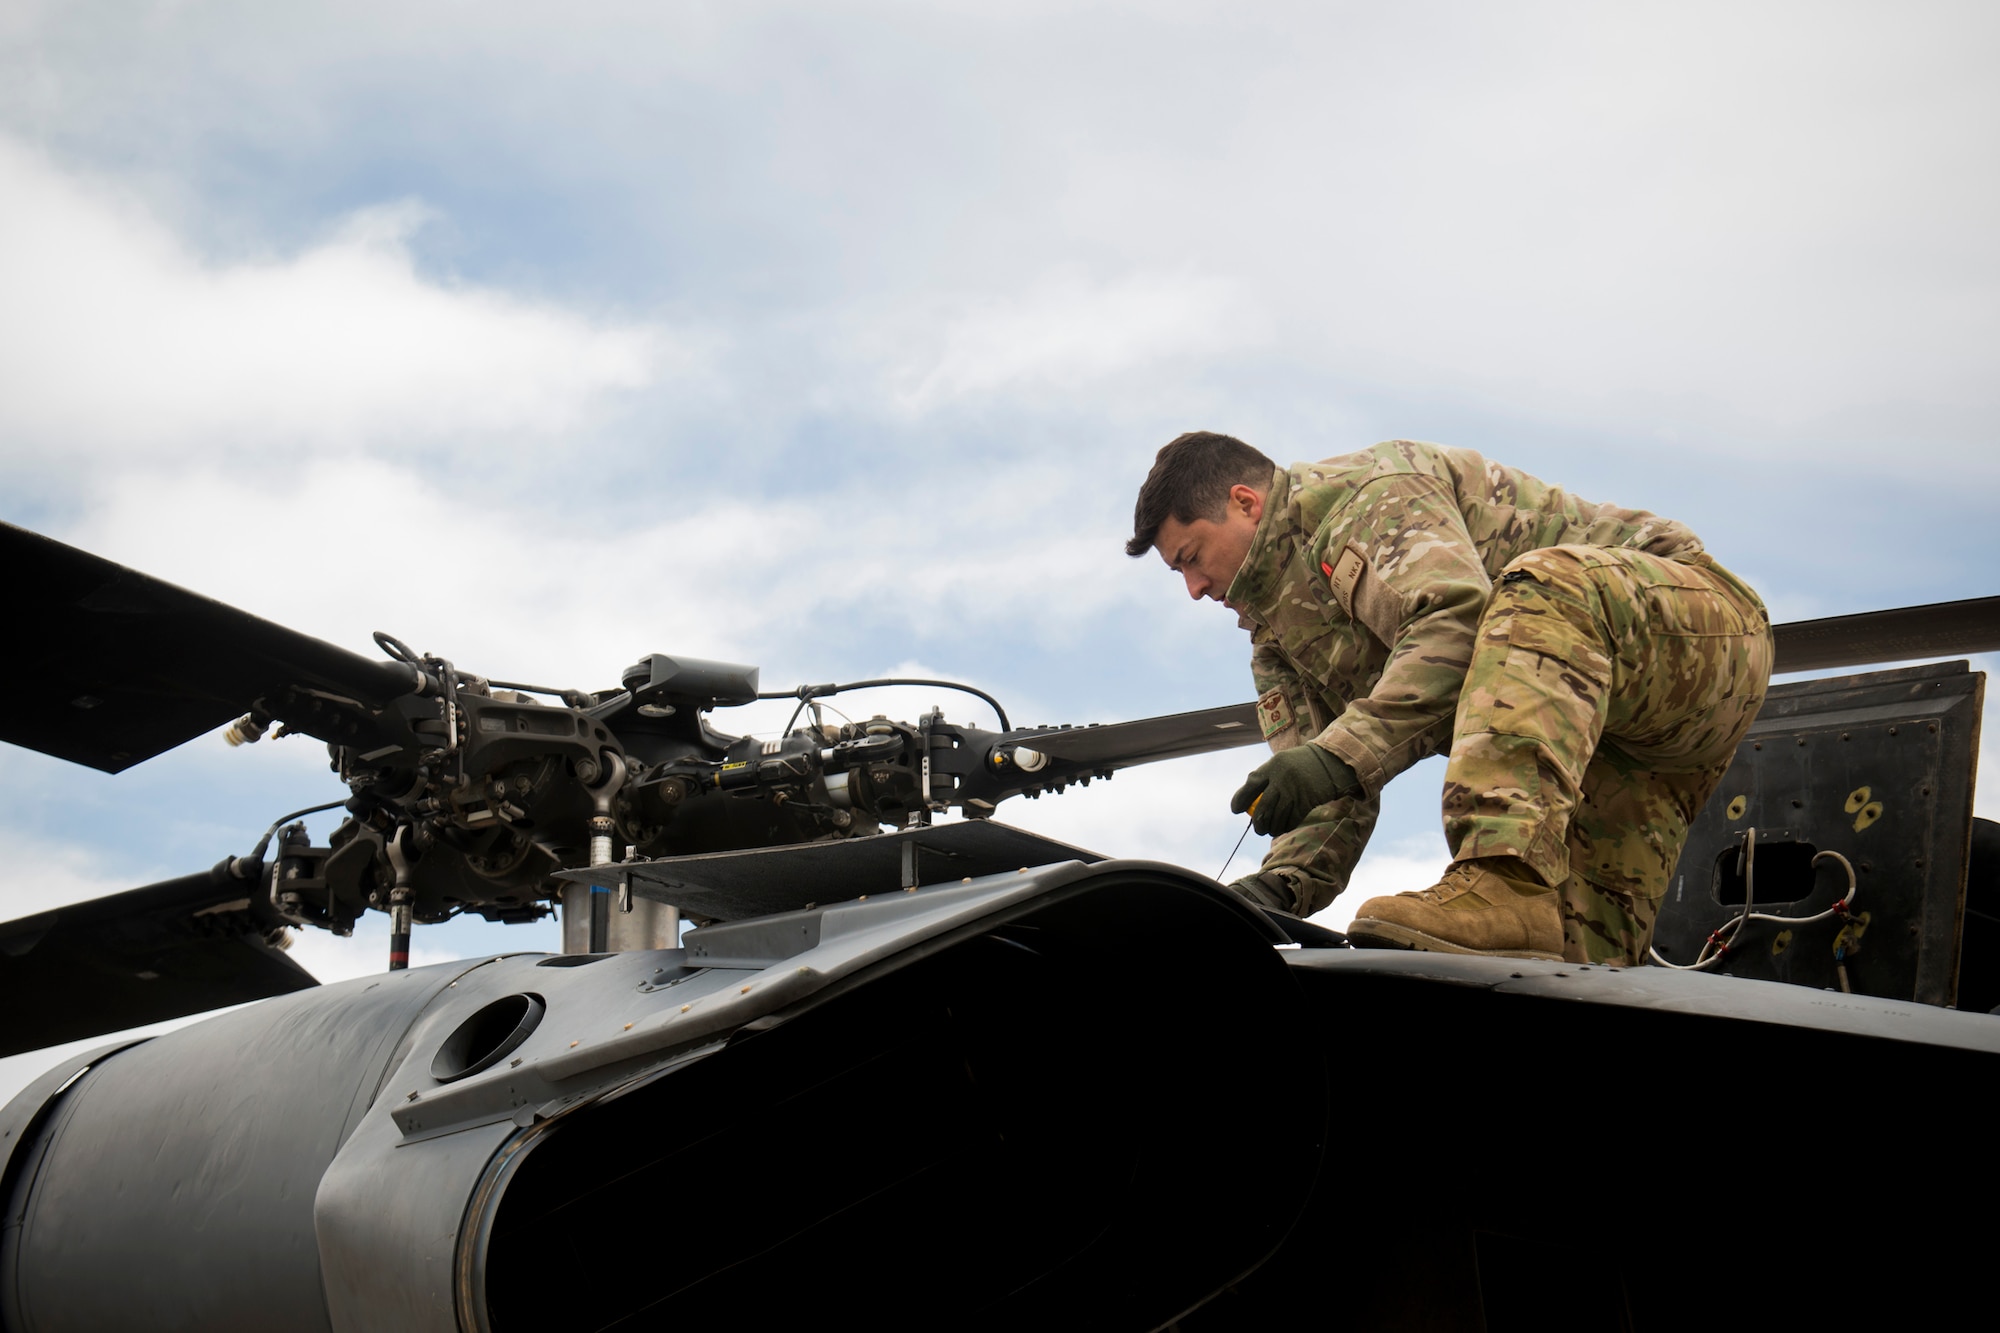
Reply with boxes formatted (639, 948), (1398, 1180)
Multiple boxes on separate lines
(1155, 483), (1266, 606)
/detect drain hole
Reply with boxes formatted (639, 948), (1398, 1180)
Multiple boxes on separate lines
(431, 993), (545, 1083)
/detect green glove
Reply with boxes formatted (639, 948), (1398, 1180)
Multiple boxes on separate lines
(1230, 744), (1359, 837)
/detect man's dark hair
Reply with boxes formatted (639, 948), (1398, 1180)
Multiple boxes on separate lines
(1125, 431), (1277, 557)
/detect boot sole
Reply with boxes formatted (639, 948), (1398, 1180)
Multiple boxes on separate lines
(1347, 917), (1563, 962)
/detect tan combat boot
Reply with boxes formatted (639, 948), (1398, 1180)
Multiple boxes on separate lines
(1346, 859), (1563, 961)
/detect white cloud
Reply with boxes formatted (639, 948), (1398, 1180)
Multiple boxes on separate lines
(50, 450), (1167, 703)
(0, 136), (690, 465)
(1, 0), (1997, 1105)
(0, 827), (141, 921)
(885, 272), (1260, 412)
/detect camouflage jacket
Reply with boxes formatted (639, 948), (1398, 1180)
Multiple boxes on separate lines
(1226, 440), (1704, 795)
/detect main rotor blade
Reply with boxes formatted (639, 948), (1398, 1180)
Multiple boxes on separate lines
(1013, 598), (2000, 775)
(0, 866), (318, 1058)
(1772, 596), (2000, 674)
(0, 521), (421, 772)
(1009, 703), (1263, 768)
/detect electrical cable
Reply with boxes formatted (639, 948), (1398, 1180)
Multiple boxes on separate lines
(373, 631), (419, 665)
(375, 632), (466, 776)
(244, 799), (350, 863)
(486, 678), (588, 704)
(761, 678), (1010, 732)
(1648, 830), (1860, 971)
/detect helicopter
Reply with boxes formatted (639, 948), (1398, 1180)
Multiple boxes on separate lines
(2, 516), (1999, 1331)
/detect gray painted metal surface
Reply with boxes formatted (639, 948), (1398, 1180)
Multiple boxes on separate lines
(1288, 948), (2000, 1052)
(0, 860), (1311, 1332)
(558, 819), (1106, 919)
(7, 857), (1997, 1331)
(0, 959), (473, 1331)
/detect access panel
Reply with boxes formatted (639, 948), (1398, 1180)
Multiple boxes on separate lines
(1652, 660), (1983, 1005)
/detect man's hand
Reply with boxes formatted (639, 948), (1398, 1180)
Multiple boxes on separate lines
(1230, 744), (1359, 836)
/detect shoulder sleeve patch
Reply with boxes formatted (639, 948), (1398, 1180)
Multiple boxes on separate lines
(1326, 546), (1365, 618)
(1256, 687), (1295, 739)
(1325, 543), (1405, 648)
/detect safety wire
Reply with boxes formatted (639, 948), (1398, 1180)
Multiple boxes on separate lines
(1215, 793), (1264, 881)
(1216, 820), (1248, 880)
(1647, 826), (1861, 971)
(800, 698), (855, 736)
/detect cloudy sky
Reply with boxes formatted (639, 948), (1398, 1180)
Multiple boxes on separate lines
(3, 0), (1997, 1095)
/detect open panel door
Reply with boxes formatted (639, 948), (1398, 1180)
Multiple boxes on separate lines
(1654, 660), (1984, 1006)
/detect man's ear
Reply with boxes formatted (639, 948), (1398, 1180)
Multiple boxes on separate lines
(1229, 483), (1266, 523)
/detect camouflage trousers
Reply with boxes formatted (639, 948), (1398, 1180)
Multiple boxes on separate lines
(1443, 546), (1772, 964)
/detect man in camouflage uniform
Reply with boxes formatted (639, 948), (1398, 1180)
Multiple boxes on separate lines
(1127, 432), (1773, 965)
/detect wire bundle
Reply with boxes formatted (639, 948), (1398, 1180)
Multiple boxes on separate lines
(1649, 827), (1860, 972)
